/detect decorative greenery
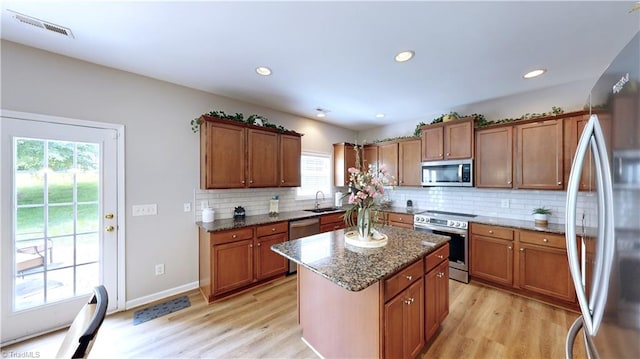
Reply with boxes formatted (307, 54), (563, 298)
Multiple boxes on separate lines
(191, 110), (298, 134)
(413, 122), (427, 137)
(372, 135), (420, 143)
(532, 207), (552, 215)
(474, 106), (565, 128)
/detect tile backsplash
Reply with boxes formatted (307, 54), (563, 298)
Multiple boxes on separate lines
(194, 186), (597, 227)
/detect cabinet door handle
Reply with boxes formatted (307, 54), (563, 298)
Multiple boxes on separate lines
(250, 180), (254, 184)
(257, 242), (261, 247)
(543, 238), (549, 243)
(241, 180), (245, 184)
(249, 244), (253, 248)
(281, 179), (285, 183)
(232, 234), (237, 239)
(437, 254), (444, 259)
(272, 228), (276, 232)
(508, 246), (513, 250)
(489, 230), (494, 234)
(508, 180), (512, 185)
(557, 181), (562, 185)
(520, 248), (525, 252)
(399, 218), (403, 221)
(405, 275), (412, 281)
(439, 153), (443, 157)
(446, 152), (450, 156)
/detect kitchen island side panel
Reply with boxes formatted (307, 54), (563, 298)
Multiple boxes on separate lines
(299, 266), (381, 359)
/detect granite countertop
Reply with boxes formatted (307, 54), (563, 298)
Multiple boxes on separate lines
(471, 216), (597, 237)
(197, 206), (420, 232)
(270, 226), (449, 292)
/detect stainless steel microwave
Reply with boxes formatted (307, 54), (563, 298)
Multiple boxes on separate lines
(421, 159), (473, 187)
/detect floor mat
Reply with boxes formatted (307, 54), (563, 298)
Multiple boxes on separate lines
(133, 295), (190, 325)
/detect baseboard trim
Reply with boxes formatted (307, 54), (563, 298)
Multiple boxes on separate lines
(125, 281), (199, 310)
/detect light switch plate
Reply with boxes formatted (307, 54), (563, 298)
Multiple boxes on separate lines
(132, 204), (158, 216)
(184, 203), (191, 212)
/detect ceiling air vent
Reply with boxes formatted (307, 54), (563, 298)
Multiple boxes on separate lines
(9, 10), (74, 38)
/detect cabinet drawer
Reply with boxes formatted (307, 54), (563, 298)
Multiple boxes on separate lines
(320, 222), (345, 233)
(384, 259), (423, 301)
(425, 243), (450, 273)
(256, 221), (288, 237)
(471, 223), (513, 240)
(519, 230), (566, 249)
(319, 212), (345, 225)
(211, 227), (254, 245)
(388, 213), (413, 225)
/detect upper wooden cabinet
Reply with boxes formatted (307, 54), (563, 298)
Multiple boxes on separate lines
(363, 144), (379, 172)
(475, 126), (513, 188)
(378, 142), (399, 182)
(515, 119), (564, 190)
(421, 118), (474, 161)
(398, 139), (421, 186)
(280, 134), (301, 187)
(333, 143), (357, 187)
(247, 129), (279, 187)
(200, 120), (246, 189)
(199, 115), (302, 189)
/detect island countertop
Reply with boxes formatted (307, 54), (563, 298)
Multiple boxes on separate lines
(271, 226), (450, 292)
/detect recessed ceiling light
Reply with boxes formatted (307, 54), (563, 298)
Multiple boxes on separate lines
(256, 66), (272, 76)
(523, 69), (546, 79)
(394, 50), (415, 62)
(316, 108), (329, 118)
(375, 113), (385, 118)
(316, 113), (326, 118)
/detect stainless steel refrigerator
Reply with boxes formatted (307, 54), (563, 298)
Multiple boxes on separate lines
(565, 30), (640, 358)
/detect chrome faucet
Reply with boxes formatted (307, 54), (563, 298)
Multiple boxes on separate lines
(315, 190), (325, 209)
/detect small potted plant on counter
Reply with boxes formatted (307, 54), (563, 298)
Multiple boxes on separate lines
(532, 207), (552, 225)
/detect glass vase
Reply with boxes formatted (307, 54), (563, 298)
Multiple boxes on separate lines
(357, 207), (374, 240)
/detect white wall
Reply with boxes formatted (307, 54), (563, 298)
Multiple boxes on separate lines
(0, 40), (356, 304)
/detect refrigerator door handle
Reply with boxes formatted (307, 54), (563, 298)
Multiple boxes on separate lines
(566, 316), (584, 359)
(566, 115), (596, 333)
(590, 114), (615, 335)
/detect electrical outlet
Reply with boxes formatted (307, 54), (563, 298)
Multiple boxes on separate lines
(155, 264), (165, 276)
(184, 203), (191, 212)
(501, 199), (510, 208)
(132, 204), (158, 216)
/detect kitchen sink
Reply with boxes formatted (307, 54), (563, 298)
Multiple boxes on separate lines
(304, 207), (342, 213)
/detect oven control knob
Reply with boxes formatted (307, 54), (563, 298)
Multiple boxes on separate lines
(416, 217), (422, 223)
(461, 223), (467, 229)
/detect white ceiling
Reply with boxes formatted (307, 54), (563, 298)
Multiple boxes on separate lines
(1, 1), (639, 130)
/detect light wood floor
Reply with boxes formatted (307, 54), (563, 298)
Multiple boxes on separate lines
(3, 275), (586, 358)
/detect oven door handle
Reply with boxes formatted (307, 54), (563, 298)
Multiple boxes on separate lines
(414, 224), (468, 236)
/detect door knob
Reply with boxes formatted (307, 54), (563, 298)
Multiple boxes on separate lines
(105, 213), (114, 219)
(105, 225), (115, 232)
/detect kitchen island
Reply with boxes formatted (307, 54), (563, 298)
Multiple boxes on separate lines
(271, 226), (450, 359)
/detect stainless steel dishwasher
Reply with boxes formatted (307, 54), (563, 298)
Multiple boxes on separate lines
(288, 217), (320, 274)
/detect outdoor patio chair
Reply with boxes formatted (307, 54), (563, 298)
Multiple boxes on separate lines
(55, 285), (108, 359)
(16, 239), (53, 274)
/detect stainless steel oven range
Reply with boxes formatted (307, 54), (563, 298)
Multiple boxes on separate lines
(413, 210), (476, 283)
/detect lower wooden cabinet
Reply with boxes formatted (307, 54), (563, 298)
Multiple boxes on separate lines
(385, 279), (424, 359)
(388, 213), (414, 229)
(199, 222), (288, 303)
(518, 231), (576, 302)
(425, 248), (449, 341)
(383, 259), (424, 359)
(424, 244), (449, 341)
(469, 223), (577, 307)
(319, 212), (347, 233)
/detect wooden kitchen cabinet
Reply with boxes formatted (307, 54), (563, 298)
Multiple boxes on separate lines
(200, 120), (246, 189)
(515, 119), (564, 190)
(363, 144), (379, 172)
(425, 244), (449, 342)
(247, 128), (279, 187)
(469, 223), (578, 308)
(388, 212), (414, 229)
(319, 212), (347, 233)
(469, 224), (514, 287)
(398, 139), (421, 186)
(199, 222), (288, 303)
(475, 126), (513, 188)
(280, 134), (301, 187)
(333, 142), (357, 187)
(517, 230), (576, 303)
(379, 142), (399, 182)
(199, 115), (302, 189)
(421, 117), (474, 161)
(384, 261), (424, 359)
